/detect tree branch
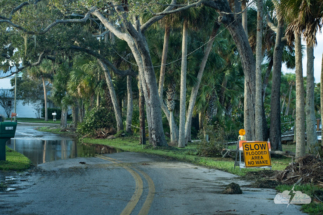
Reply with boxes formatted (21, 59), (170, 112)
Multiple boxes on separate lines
(0, 50), (48, 79)
(149, 0), (204, 16)
(0, 8), (95, 35)
(141, 0), (177, 33)
(69, 46), (137, 77)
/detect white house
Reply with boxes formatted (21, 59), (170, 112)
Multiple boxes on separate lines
(0, 76), (44, 118)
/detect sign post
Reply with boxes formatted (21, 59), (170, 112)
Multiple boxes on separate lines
(52, 112), (57, 121)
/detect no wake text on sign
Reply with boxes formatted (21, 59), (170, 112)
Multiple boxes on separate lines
(242, 141), (271, 168)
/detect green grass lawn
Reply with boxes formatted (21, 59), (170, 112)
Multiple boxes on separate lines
(82, 136), (293, 176)
(6, 118), (72, 124)
(0, 146), (32, 171)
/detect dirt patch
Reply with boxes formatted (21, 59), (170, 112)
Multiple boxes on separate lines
(249, 179), (281, 189)
(276, 155), (323, 186)
(241, 170), (279, 181)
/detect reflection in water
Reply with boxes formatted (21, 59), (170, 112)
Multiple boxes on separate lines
(6, 139), (121, 166)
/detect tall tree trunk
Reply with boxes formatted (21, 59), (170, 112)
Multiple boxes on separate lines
(281, 97), (286, 113)
(269, 14), (284, 151)
(42, 77), (48, 121)
(306, 45), (318, 154)
(158, 24), (170, 100)
(98, 60), (124, 132)
(78, 100), (84, 123)
(138, 77), (146, 145)
(295, 32), (306, 158)
(185, 23), (220, 143)
(126, 76), (133, 133)
(72, 105), (78, 128)
(255, 0), (264, 140)
(321, 54), (323, 147)
(199, 112), (203, 130)
(285, 85), (293, 115)
(178, 20), (188, 148)
(241, 0), (248, 36)
(167, 82), (177, 142)
(61, 107), (67, 129)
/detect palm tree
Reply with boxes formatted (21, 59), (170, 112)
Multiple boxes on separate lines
(28, 60), (53, 121)
(282, 0), (323, 156)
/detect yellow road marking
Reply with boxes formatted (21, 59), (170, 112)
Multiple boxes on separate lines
(96, 155), (143, 215)
(134, 167), (155, 215)
(99, 156), (156, 215)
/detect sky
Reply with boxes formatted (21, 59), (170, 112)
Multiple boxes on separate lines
(282, 32), (323, 83)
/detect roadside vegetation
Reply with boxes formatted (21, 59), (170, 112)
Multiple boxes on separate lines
(0, 146), (31, 171)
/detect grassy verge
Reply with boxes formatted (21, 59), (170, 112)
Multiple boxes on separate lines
(82, 136), (292, 177)
(0, 146), (32, 171)
(276, 184), (323, 215)
(36, 126), (76, 136)
(6, 118), (72, 124)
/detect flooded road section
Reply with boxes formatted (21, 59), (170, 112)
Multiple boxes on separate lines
(6, 124), (121, 166)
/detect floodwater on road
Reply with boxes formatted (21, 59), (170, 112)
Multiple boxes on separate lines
(5, 124), (121, 166)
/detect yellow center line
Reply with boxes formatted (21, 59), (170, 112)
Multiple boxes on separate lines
(96, 155), (143, 215)
(98, 156), (156, 215)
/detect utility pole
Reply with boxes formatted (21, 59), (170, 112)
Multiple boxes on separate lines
(14, 73), (17, 122)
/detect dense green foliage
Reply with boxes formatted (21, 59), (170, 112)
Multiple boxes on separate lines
(77, 107), (116, 135)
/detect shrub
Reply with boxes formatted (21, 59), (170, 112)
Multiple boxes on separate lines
(77, 107), (116, 136)
(196, 124), (225, 157)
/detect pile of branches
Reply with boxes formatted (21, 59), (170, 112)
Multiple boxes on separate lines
(94, 128), (116, 138)
(276, 155), (323, 187)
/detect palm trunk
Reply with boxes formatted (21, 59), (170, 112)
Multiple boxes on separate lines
(158, 24), (170, 100)
(255, 0), (264, 140)
(61, 107), (67, 129)
(305, 45), (318, 154)
(178, 20), (188, 148)
(126, 76), (133, 133)
(72, 105), (78, 128)
(138, 77), (146, 145)
(199, 112), (203, 130)
(42, 77), (48, 121)
(262, 58), (273, 102)
(295, 32), (306, 158)
(281, 98), (285, 114)
(285, 85), (293, 115)
(167, 82), (177, 142)
(321, 54), (323, 147)
(269, 14), (284, 151)
(185, 23), (220, 143)
(98, 60), (124, 132)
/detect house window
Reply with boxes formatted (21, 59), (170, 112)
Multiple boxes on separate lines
(8, 100), (11, 107)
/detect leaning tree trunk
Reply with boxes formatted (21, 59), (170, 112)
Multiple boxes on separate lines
(285, 85), (293, 116)
(205, 1), (256, 141)
(321, 54), (323, 146)
(269, 14), (284, 151)
(98, 60), (124, 132)
(178, 19), (188, 148)
(42, 77), (48, 121)
(241, 0), (248, 36)
(295, 32), (306, 158)
(185, 23), (220, 143)
(255, 0), (264, 141)
(126, 76), (133, 133)
(306, 45), (318, 154)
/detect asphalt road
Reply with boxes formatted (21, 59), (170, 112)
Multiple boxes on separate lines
(0, 124), (305, 215)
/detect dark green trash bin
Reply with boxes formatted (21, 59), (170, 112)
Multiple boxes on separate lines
(0, 122), (17, 161)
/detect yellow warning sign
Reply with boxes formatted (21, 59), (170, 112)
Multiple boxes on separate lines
(242, 142), (271, 168)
